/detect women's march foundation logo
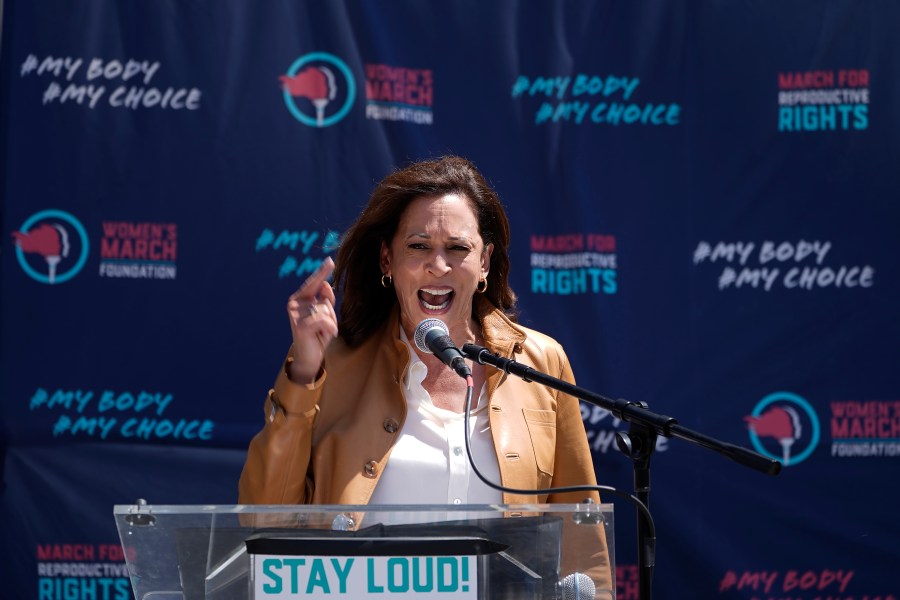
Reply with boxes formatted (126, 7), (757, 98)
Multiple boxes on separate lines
(11, 209), (89, 284)
(280, 52), (356, 127)
(745, 391), (821, 466)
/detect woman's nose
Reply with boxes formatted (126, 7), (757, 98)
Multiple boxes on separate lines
(426, 251), (451, 275)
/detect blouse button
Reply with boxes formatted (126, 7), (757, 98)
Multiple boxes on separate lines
(364, 461), (378, 478)
(383, 418), (399, 433)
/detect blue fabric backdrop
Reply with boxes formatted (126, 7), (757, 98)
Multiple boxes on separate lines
(2, 1), (898, 598)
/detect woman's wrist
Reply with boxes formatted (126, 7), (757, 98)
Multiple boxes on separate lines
(285, 356), (322, 385)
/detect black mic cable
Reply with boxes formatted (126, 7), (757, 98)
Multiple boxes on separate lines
(413, 318), (656, 576)
(457, 378), (656, 540)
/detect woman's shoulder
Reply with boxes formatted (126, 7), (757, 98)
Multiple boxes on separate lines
(481, 305), (569, 372)
(515, 321), (564, 350)
(515, 322), (569, 370)
(327, 310), (408, 369)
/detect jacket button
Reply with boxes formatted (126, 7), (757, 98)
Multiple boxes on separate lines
(383, 418), (399, 433)
(364, 461), (378, 478)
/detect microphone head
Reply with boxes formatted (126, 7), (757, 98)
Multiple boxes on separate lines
(560, 572), (595, 600)
(413, 318), (448, 354)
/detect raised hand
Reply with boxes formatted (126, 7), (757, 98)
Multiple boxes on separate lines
(286, 257), (338, 383)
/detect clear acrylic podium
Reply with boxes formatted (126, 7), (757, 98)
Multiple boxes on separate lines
(113, 503), (615, 600)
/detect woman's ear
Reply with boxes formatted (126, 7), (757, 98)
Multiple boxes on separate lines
(380, 240), (391, 274)
(482, 242), (494, 277)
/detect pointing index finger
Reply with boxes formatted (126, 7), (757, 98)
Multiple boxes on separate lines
(295, 256), (335, 299)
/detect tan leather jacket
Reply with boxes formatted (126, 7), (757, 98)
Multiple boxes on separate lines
(238, 298), (612, 594)
(239, 299), (601, 506)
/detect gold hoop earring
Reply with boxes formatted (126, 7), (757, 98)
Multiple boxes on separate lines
(381, 274), (392, 288)
(476, 278), (488, 294)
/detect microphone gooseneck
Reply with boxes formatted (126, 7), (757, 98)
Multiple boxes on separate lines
(413, 318), (472, 377)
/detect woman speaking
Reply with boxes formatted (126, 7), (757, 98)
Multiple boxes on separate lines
(239, 156), (612, 594)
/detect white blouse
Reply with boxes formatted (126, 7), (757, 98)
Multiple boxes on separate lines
(368, 332), (503, 505)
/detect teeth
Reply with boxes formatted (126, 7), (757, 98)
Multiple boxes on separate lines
(423, 298), (451, 310)
(421, 288), (450, 296)
(420, 288), (452, 311)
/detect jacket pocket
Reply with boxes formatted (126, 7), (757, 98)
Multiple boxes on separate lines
(522, 408), (557, 481)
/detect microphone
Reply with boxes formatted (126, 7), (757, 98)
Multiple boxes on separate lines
(559, 572), (595, 600)
(413, 318), (471, 377)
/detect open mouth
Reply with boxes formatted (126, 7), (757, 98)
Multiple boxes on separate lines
(418, 288), (453, 311)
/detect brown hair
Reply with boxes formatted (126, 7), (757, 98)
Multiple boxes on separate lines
(334, 156), (517, 346)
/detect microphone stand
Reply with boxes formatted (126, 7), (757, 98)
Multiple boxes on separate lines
(462, 344), (781, 600)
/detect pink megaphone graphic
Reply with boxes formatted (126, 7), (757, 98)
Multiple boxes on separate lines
(280, 66), (337, 126)
(12, 222), (70, 284)
(745, 406), (802, 465)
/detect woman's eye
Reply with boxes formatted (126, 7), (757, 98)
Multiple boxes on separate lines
(409, 243), (428, 250)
